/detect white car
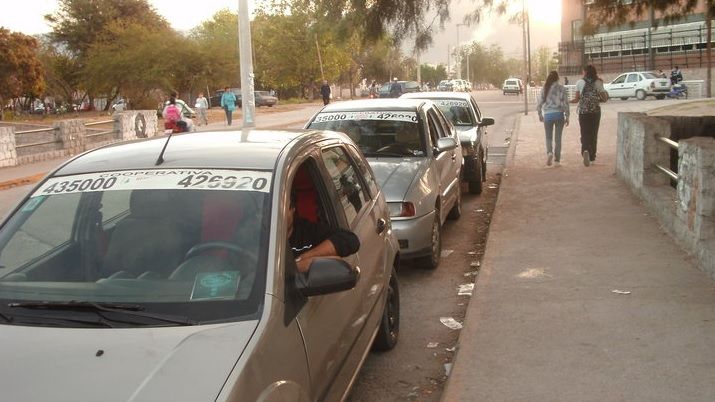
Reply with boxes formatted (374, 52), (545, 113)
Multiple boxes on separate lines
(451, 79), (470, 92)
(502, 79), (523, 95)
(604, 72), (671, 100)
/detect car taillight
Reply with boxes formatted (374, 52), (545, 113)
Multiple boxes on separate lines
(388, 202), (416, 217)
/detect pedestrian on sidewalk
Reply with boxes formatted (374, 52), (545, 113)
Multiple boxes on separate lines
(537, 71), (570, 167)
(570, 65), (608, 166)
(320, 80), (331, 106)
(194, 92), (209, 126)
(220, 87), (237, 126)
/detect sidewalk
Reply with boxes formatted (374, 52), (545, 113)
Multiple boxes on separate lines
(441, 107), (715, 401)
(0, 103), (324, 190)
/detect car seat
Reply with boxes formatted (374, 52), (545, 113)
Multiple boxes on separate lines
(293, 165), (320, 223)
(394, 123), (420, 152)
(102, 190), (186, 279)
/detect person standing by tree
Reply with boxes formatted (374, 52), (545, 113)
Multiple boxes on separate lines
(570, 65), (608, 167)
(194, 92), (209, 126)
(320, 80), (331, 105)
(537, 71), (570, 167)
(220, 87), (237, 126)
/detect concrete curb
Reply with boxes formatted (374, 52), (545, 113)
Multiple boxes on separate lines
(0, 172), (46, 191)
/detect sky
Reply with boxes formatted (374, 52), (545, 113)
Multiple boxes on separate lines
(0, 0), (561, 65)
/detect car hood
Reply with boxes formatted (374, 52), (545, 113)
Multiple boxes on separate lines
(368, 157), (430, 202)
(0, 320), (259, 402)
(455, 126), (479, 143)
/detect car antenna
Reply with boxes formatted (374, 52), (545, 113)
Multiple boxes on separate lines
(155, 133), (173, 166)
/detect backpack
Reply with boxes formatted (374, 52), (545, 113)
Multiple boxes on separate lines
(578, 79), (601, 114)
(165, 104), (182, 122)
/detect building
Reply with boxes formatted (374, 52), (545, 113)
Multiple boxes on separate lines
(559, 0), (711, 77)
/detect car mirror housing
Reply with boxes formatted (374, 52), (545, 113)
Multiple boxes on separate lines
(435, 137), (458, 153)
(296, 258), (359, 297)
(479, 117), (495, 127)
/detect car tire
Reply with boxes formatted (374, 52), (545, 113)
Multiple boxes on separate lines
(620, 97), (629, 101)
(447, 183), (462, 220)
(656, 95), (666, 100)
(636, 89), (646, 100)
(372, 268), (400, 351)
(469, 151), (484, 194)
(417, 212), (441, 269)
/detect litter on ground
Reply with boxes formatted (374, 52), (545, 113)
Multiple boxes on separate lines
(458, 283), (474, 296)
(611, 289), (632, 295)
(440, 317), (463, 330)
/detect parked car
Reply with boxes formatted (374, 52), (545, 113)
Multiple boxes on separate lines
(306, 99), (463, 269)
(254, 91), (278, 107)
(0, 129), (399, 402)
(604, 71), (671, 100)
(451, 79), (470, 92)
(437, 80), (453, 91)
(377, 81), (421, 98)
(502, 78), (523, 95)
(401, 91), (494, 194)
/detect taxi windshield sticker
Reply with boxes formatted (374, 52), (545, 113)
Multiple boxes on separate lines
(314, 111), (418, 123)
(190, 271), (241, 300)
(433, 99), (470, 108)
(31, 169), (272, 198)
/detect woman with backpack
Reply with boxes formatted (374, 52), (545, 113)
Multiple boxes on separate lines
(570, 65), (608, 167)
(536, 71), (570, 167)
(162, 97), (187, 133)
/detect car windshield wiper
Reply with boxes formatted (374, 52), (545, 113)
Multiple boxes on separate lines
(8, 301), (197, 326)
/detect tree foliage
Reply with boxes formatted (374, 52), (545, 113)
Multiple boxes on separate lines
(583, 0), (710, 34)
(190, 9), (241, 90)
(0, 28), (45, 117)
(462, 43), (519, 86)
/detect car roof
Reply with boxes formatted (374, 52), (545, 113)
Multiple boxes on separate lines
(52, 129), (337, 176)
(318, 98), (428, 112)
(401, 91), (472, 101)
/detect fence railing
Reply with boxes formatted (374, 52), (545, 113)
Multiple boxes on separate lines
(655, 136), (679, 183)
(84, 119), (117, 138)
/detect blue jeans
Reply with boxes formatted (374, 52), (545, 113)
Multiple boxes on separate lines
(544, 118), (565, 161)
(224, 107), (233, 126)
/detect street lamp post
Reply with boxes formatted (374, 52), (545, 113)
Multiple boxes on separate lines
(238, 0), (256, 128)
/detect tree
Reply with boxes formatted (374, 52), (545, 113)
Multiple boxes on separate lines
(0, 29), (45, 119)
(37, 39), (81, 107)
(420, 64), (448, 85)
(190, 9), (241, 91)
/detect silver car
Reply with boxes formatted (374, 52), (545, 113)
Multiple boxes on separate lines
(306, 99), (463, 269)
(401, 91), (495, 194)
(0, 129), (399, 401)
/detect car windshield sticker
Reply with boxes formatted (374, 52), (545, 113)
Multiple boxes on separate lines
(432, 99), (470, 108)
(190, 271), (241, 300)
(21, 195), (47, 212)
(31, 169), (272, 198)
(314, 111), (418, 123)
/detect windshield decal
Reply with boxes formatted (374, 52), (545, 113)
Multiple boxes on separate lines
(190, 271), (241, 300)
(433, 99), (470, 108)
(31, 169), (272, 197)
(314, 111), (418, 123)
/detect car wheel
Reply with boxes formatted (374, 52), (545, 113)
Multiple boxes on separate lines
(656, 95), (666, 100)
(620, 97), (629, 101)
(417, 212), (441, 269)
(636, 89), (646, 100)
(447, 183), (462, 220)
(469, 152), (484, 194)
(372, 268), (400, 351)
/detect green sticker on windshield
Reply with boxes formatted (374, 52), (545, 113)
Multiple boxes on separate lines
(22, 196), (46, 212)
(190, 271), (241, 300)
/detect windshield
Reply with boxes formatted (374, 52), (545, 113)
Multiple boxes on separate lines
(309, 111), (426, 157)
(642, 72), (659, 79)
(0, 169), (271, 326)
(430, 99), (475, 127)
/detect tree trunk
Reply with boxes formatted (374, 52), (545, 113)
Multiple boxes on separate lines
(707, 17), (712, 98)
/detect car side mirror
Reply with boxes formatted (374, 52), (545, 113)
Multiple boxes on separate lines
(295, 258), (359, 297)
(479, 117), (495, 127)
(435, 137), (458, 153)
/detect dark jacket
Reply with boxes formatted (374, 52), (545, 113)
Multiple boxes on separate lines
(320, 84), (331, 98)
(290, 217), (360, 257)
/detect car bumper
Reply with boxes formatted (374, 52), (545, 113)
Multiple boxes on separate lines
(503, 88), (521, 93)
(392, 211), (436, 259)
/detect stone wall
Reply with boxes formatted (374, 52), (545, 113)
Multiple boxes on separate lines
(0, 127), (17, 167)
(114, 110), (159, 140)
(617, 112), (715, 277)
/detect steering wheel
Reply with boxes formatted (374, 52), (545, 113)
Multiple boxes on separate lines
(184, 241), (256, 263)
(377, 143), (413, 155)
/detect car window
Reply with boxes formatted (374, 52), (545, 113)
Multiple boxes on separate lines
(432, 99), (475, 127)
(626, 74), (640, 83)
(427, 108), (448, 142)
(346, 144), (378, 197)
(0, 193), (80, 271)
(611, 75), (626, 84)
(0, 169), (271, 324)
(642, 72), (659, 79)
(470, 97), (482, 121)
(321, 147), (369, 226)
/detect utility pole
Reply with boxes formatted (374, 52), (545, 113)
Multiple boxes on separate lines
(522, 0), (528, 115)
(315, 34), (325, 81)
(457, 23), (470, 81)
(456, 26), (461, 79)
(648, 1), (655, 70)
(238, 0), (255, 128)
(708, 16), (712, 98)
(526, 3), (532, 86)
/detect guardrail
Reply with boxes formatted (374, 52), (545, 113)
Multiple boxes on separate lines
(655, 136), (679, 182)
(15, 127), (57, 135)
(84, 119), (116, 138)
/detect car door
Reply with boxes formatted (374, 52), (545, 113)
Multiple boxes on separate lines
(625, 73), (641, 97)
(607, 74), (627, 97)
(426, 107), (459, 223)
(470, 96), (488, 151)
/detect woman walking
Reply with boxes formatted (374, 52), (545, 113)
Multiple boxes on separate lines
(194, 92), (209, 126)
(220, 87), (237, 126)
(570, 65), (608, 166)
(536, 71), (570, 166)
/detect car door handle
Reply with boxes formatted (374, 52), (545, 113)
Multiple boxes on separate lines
(451, 153), (457, 161)
(376, 218), (386, 234)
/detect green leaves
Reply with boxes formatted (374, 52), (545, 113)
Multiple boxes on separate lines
(0, 28), (45, 101)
